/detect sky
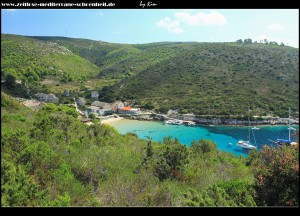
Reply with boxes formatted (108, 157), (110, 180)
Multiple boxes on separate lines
(1, 9), (299, 48)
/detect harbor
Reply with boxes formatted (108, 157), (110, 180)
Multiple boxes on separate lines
(106, 119), (299, 157)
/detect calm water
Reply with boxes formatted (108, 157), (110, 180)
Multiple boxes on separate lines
(108, 120), (298, 157)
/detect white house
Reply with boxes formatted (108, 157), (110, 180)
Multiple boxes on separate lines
(47, 94), (59, 103)
(76, 97), (86, 106)
(98, 109), (113, 116)
(86, 105), (113, 117)
(91, 91), (99, 99)
(91, 101), (112, 109)
(87, 106), (99, 114)
(111, 101), (125, 111)
(167, 109), (179, 117)
(36, 93), (59, 104)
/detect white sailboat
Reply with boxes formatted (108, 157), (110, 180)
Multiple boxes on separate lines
(237, 108), (257, 150)
(276, 108), (297, 146)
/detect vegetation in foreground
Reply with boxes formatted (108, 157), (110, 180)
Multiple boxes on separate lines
(1, 92), (298, 206)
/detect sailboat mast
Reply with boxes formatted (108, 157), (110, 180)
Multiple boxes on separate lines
(248, 107), (251, 142)
(289, 107), (291, 141)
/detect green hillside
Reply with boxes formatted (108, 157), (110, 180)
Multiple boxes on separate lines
(1, 34), (99, 82)
(29, 36), (131, 68)
(99, 43), (299, 117)
(0, 92), (253, 206)
(2, 92), (298, 206)
(30, 37), (183, 79)
(1, 34), (299, 117)
(1, 34), (299, 206)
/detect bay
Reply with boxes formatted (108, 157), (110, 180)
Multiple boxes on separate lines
(107, 119), (298, 157)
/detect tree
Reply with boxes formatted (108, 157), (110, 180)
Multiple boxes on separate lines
(1, 160), (46, 206)
(27, 76), (34, 83)
(5, 74), (16, 90)
(244, 38), (252, 44)
(269, 41), (278, 46)
(40, 103), (78, 118)
(154, 137), (189, 181)
(146, 140), (153, 158)
(88, 113), (96, 119)
(183, 180), (256, 206)
(247, 145), (299, 206)
(190, 139), (217, 155)
(236, 39), (243, 44)
(49, 193), (71, 206)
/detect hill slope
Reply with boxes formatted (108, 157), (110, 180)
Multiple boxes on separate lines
(99, 43), (299, 117)
(30, 37), (184, 79)
(1, 34), (99, 82)
(1, 92), (255, 206)
(2, 34), (299, 117)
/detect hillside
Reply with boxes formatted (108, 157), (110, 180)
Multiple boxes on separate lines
(2, 33), (299, 206)
(30, 37), (184, 79)
(2, 92), (299, 206)
(1, 34), (299, 117)
(1, 34), (99, 82)
(99, 43), (299, 117)
(1, 92), (255, 206)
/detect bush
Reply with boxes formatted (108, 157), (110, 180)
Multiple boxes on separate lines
(154, 137), (189, 181)
(247, 145), (299, 206)
(183, 180), (256, 207)
(190, 139), (217, 155)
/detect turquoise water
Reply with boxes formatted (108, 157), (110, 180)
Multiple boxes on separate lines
(108, 120), (298, 157)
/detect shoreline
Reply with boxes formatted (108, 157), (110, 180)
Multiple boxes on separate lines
(118, 113), (299, 126)
(101, 117), (124, 124)
(103, 117), (299, 128)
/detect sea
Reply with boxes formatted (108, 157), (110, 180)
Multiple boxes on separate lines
(107, 119), (298, 157)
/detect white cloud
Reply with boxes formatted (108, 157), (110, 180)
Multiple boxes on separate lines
(156, 17), (184, 34)
(267, 23), (286, 31)
(175, 11), (226, 26)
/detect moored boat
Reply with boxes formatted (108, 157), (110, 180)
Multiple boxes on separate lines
(237, 140), (256, 150)
(164, 119), (183, 125)
(237, 108), (257, 150)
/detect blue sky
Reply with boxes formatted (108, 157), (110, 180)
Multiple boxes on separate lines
(1, 9), (299, 47)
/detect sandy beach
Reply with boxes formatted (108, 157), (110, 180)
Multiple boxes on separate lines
(101, 117), (124, 124)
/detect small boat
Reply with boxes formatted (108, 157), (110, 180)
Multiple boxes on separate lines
(273, 108), (297, 147)
(209, 124), (215, 127)
(170, 119), (183, 125)
(276, 139), (291, 146)
(251, 127), (260, 130)
(237, 108), (257, 150)
(237, 140), (256, 150)
(187, 121), (196, 126)
(164, 120), (172, 124)
(164, 119), (183, 125)
(288, 126), (296, 131)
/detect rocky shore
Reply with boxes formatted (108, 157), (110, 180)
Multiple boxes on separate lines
(120, 113), (299, 126)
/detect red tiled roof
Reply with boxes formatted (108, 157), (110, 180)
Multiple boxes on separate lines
(120, 106), (132, 111)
